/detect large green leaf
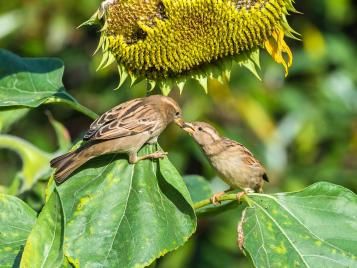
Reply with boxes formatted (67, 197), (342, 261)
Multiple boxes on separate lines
(56, 144), (196, 267)
(0, 49), (97, 119)
(243, 182), (357, 267)
(20, 189), (64, 268)
(0, 49), (69, 107)
(0, 135), (52, 192)
(0, 194), (37, 268)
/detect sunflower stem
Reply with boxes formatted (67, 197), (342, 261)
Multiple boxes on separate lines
(45, 97), (98, 120)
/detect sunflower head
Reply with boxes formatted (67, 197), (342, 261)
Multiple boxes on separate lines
(85, 0), (298, 94)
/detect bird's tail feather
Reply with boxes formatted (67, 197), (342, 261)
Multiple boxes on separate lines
(50, 150), (86, 183)
(50, 151), (75, 168)
(263, 173), (269, 182)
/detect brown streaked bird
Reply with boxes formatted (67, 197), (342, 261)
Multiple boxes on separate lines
(182, 122), (269, 204)
(50, 95), (183, 183)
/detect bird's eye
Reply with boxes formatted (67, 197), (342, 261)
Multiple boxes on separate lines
(175, 112), (180, 116)
(198, 127), (203, 131)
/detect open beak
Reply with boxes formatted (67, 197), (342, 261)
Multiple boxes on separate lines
(174, 117), (184, 127)
(182, 122), (195, 134)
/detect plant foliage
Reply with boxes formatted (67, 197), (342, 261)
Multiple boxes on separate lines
(0, 26), (356, 267)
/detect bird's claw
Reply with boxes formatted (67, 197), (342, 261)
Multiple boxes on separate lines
(210, 191), (225, 206)
(236, 191), (246, 204)
(151, 151), (168, 159)
(133, 151), (168, 163)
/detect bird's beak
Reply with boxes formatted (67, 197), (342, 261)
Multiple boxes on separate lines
(182, 122), (195, 134)
(174, 117), (184, 127)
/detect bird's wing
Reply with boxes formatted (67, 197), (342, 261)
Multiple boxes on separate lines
(222, 138), (264, 169)
(83, 98), (161, 141)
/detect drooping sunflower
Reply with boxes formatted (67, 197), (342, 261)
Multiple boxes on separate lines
(85, 0), (298, 94)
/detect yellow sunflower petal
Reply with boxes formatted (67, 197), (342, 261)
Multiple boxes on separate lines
(264, 27), (293, 76)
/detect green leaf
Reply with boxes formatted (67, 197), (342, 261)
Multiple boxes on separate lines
(0, 134), (52, 192)
(236, 52), (261, 80)
(243, 182), (357, 267)
(20, 189), (64, 268)
(0, 107), (29, 133)
(0, 49), (97, 120)
(183, 175), (213, 203)
(0, 194), (37, 268)
(0, 49), (68, 107)
(56, 144), (196, 267)
(46, 112), (71, 151)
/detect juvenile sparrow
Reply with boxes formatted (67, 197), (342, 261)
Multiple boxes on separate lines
(50, 95), (183, 183)
(182, 122), (269, 203)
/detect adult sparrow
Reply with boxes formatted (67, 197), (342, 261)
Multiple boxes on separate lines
(182, 122), (269, 203)
(50, 95), (183, 183)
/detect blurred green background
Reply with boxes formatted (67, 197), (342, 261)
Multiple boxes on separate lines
(1, 0), (356, 267)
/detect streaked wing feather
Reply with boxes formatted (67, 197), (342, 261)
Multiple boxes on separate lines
(83, 98), (143, 140)
(86, 104), (161, 141)
(83, 99), (143, 140)
(223, 138), (263, 169)
(91, 117), (159, 140)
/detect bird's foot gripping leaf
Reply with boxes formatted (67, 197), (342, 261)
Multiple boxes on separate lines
(210, 191), (226, 206)
(130, 150), (168, 163)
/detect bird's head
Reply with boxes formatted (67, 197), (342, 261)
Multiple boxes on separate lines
(149, 95), (183, 126)
(182, 121), (221, 146)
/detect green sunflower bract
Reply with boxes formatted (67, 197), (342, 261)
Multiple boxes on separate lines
(85, 0), (298, 94)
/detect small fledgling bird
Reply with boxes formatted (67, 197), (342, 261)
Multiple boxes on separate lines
(182, 122), (269, 203)
(50, 95), (183, 183)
